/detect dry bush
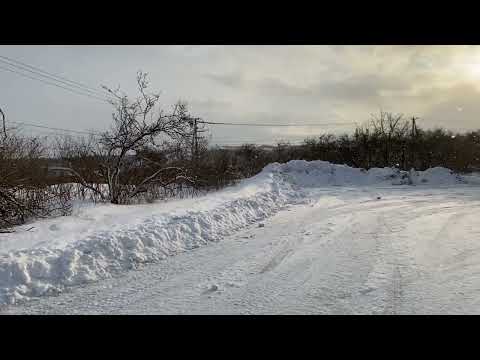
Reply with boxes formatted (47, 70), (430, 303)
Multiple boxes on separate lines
(0, 132), (71, 232)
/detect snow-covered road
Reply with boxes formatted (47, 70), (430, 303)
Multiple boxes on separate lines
(3, 185), (480, 314)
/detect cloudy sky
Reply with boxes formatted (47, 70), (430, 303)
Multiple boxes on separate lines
(1, 45), (479, 145)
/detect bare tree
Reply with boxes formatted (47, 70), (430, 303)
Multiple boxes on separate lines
(65, 71), (195, 204)
(370, 111), (409, 167)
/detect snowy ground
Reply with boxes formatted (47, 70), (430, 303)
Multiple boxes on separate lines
(1, 161), (479, 314)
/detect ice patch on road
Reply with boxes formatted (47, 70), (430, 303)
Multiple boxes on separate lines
(0, 160), (469, 305)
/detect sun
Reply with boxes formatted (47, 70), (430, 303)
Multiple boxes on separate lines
(466, 63), (480, 78)
(463, 53), (480, 79)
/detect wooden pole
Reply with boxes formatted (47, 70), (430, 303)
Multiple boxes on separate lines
(0, 107), (6, 140)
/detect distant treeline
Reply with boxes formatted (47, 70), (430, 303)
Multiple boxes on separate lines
(195, 112), (480, 189)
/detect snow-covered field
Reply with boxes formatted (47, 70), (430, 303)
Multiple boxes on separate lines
(1, 161), (479, 314)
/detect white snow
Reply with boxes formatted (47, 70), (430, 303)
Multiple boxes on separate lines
(0, 160), (472, 306)
(265, 160), (465, 187)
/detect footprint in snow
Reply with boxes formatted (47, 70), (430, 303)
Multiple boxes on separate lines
(359, 287), (376, 295)
(202, 284), (220, 295)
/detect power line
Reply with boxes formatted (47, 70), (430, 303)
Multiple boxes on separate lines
(8, 119), (340, 147)
(0, 58), (111, 100)
(212, 138), (305, 144)
(18, 129), (86, 138)
(214, 138), (307, 144)
(201, 121), (355, 127)
(0, 57), (108, 99)
(0, 54), (109, 99)
(8, 118), (346, 140)
(8, 120), (100, 136)
(214, 143), (305, 148)
(0, 64), (110, 104)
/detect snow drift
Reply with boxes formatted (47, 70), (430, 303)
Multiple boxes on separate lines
(0, 161), (468, 305)
(265, 160), (466, 187)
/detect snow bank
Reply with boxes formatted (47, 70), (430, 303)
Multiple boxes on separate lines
(0, 169), (304, 305)
(463, 172), (480, 185)
(264, 160), (466, 187)
(0, 160), (468, 305)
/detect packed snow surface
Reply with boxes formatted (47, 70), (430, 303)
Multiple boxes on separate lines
(0, 161), (472, 305)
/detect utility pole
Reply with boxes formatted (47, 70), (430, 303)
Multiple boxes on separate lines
(0, 107), (6, 140)
(191, 117), (197, 162)
(410, 116), (419, 169)
(189, 117), (208, 177)
(411, 116), (418, 138)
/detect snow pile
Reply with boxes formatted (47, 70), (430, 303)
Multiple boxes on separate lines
(0, 169), (305, 305)
(463, 172), (480, 185)
(264, 160), (466, 187)
(0, 160), (468, 305)
(408, 167), (466, 185)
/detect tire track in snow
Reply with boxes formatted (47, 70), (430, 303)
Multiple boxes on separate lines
(3, 186), (480, 314)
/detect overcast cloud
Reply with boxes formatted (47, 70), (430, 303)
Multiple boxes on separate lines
(1, 45), (479, 145)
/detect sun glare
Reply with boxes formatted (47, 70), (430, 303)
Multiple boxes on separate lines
(463, 53), (480, 79)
